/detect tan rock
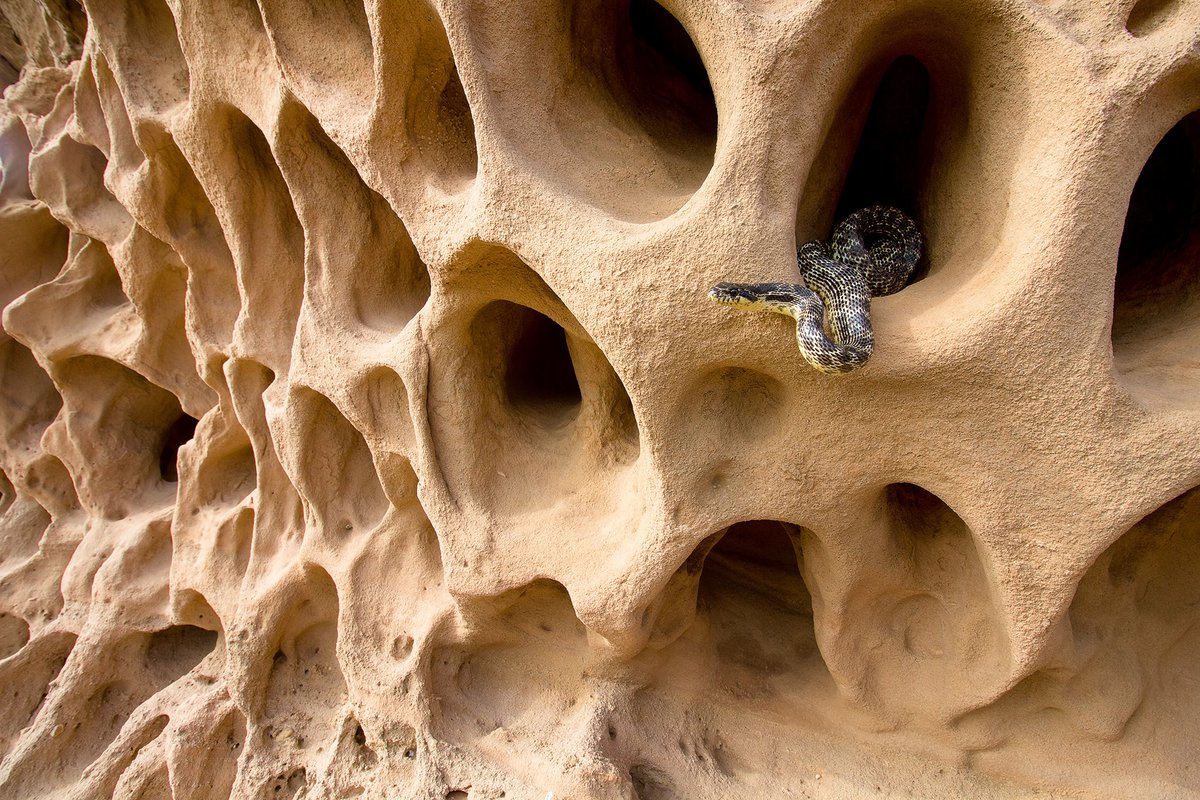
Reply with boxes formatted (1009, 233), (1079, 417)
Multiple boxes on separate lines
(0, 0), (1198, 797)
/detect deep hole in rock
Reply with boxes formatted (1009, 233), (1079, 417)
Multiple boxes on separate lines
(492, 304), (582, 426)
(886, 482), (964, 535)
(1112, 110), (1200, 345)
(629, 0), (713, 109)
(433, 60), (478, 181)
(609, 0), (717, 149)
(557, 0), (716, 219)
(1126, 0), (1181, 35)
(630, 763), (678, 800)
(159, 413), (198, 483)
(0, 612), (30, 660)
(145, 625), (217, 685)
(697, 521), (822, 684)
(835, 55), (930, 224)
(0, 470), (13, 515)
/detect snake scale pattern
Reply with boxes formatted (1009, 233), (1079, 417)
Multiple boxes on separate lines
(708, 206), (923, 374)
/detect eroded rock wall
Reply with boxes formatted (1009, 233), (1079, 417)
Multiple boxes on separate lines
(0, 0), (1198, 798)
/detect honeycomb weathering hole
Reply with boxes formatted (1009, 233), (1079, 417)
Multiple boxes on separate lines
(1125, 0), (1182, 35)
(886, 481), (960, 534)
(415, 55), (478, 191)
(144, 625), (217, 684)
(696, 521), (826, 692)
(391, 0), (479, 193)
(1112, 110), (1200, 395)
(483, 302), (583, 428)
(158, 413), (198, 483)
(625, 0), (716, 140)
(834, 56), (930, 223)
(565, 0), (717, 219)
(801, 50), (970, 283)
(285, 387), (388, 533)
(430, 273), (640, 521)
(863, 482), (1008, 711)
(0, 612), (30, 660)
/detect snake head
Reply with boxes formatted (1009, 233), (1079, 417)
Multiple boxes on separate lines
(708, 282), (760, 307)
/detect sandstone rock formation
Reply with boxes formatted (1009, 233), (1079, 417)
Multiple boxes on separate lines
(0, 0), (1198, 797)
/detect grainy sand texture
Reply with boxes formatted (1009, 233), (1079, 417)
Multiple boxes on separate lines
(0, 0), (1198, 797)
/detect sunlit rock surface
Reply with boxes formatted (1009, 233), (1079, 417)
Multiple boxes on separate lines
(1, 0), (1199, 797)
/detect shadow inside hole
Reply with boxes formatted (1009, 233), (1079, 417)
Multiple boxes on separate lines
(879, 482), (1000, 674)
(594, 0), (717, 153)
(887, 481), (964, 537)
(834, 56), (930, 224)
(432, 60), (477, 183)
(1126, 0), (1181, 35)
(479, 302), (582, 427)
(627, 0), (715, 131)
(0, 471), (13, 516)
(159, 413), (199, 483)
(144, 624), (217, 684)
(698, 521), (823, 694)
(0, 612), (30, 660)
(1113, 110), (1200, 344)
(629, 763), (678, 800)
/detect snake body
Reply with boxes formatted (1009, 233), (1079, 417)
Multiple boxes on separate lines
(708, 206), (923, 374)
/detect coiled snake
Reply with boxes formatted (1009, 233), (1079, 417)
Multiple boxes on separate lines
(708, 206), (923, 374)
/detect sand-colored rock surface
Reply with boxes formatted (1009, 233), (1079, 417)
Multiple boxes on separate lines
(0, 0), (1199, 797)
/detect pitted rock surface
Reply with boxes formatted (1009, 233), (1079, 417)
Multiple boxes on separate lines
(0, 1), (1199, 798)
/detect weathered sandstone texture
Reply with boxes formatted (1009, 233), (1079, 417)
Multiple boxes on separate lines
(0, 0), (1198, 797)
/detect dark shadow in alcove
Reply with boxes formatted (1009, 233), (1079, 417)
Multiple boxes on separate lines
(1112, 110), (1200, 344)
(834, 56), (930, 225)
(627, 0), (715, 129)
(471, 301), (583, 430)
(504, 309), (583, 420)
(159, 413), (199, 483)
(589, 0), (718, 154)
(696, 520), (824, 684)
(1125, 0), (1183, 36)
(886, 481), (965, 537)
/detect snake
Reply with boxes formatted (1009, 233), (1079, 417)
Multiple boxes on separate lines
(708, 206), (923, 374)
